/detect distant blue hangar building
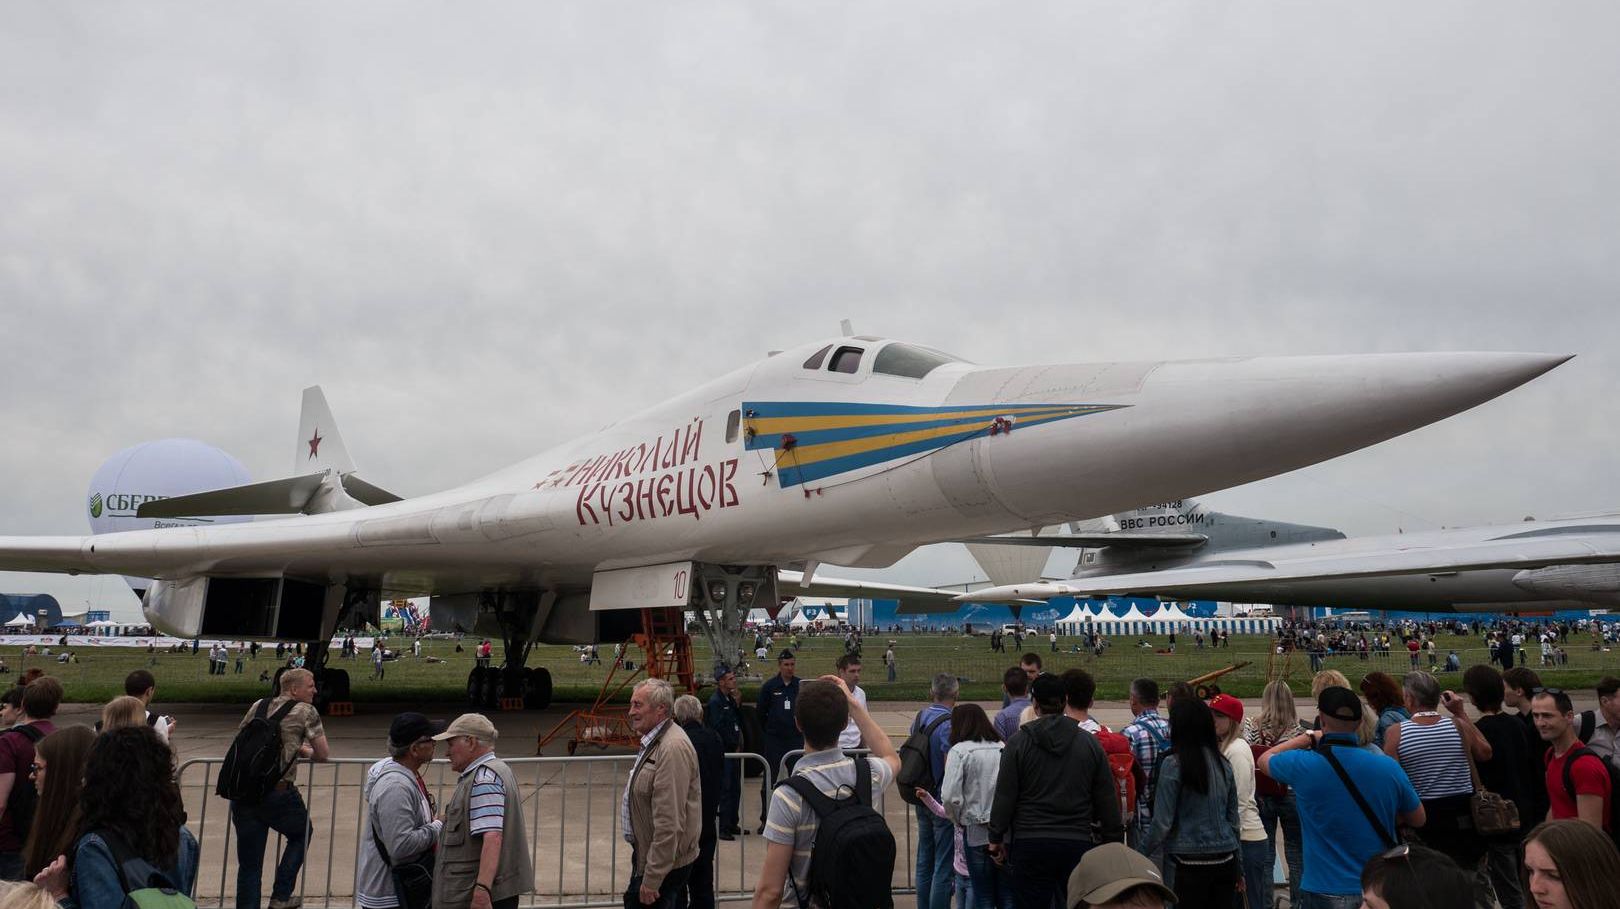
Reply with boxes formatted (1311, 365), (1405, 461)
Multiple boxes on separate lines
(863, 596), (1219, 630)
(0, 594), (65, 628)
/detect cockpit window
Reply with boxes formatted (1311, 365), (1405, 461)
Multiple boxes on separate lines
(802, 345), (832, 370)
(872, 342), (960, 379)
(828, 346), (864, 374)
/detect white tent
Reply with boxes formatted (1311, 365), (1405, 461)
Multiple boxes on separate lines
(4, 614), (34, 627)
(1056, 604), (1091, 634)
(1158, 603), (1193, 624)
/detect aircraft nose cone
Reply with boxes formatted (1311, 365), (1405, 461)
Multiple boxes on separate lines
(1293, 350), (1571, 439)
(954, 350), (1571, 527)
(1406, 351), (1572, 397)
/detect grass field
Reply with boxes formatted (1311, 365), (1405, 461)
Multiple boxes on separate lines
(14, 632), (1620, 705)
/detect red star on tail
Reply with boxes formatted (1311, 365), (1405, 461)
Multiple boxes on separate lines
(308, 428), (323, 459)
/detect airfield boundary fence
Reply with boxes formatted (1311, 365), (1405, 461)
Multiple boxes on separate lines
(176, 752), (921, 908)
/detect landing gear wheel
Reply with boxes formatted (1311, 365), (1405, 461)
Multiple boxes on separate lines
(497, 666), (528, 705)
(525, 667), (552, 710)
(566, 740), (578, 756)
(481, 667), (500, 710)
(466, 666), (489, 706)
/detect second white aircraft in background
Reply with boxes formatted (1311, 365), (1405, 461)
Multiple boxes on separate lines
(957, 499), (1620, 613)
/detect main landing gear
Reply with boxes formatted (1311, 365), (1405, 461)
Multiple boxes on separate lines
(463, 591), (553, 711)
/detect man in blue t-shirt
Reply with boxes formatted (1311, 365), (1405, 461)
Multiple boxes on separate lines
(1260, 686), (1426, 909)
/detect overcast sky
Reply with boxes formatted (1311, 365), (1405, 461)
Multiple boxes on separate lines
(3, 3), (1616, 619)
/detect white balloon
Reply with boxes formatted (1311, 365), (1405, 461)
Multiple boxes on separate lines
(86, 438), (253, 594)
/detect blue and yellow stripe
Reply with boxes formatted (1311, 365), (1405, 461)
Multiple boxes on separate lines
(741, 401), (1125, 488)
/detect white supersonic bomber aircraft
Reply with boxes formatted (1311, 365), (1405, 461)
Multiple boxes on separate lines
(0, 335), (1571, 708)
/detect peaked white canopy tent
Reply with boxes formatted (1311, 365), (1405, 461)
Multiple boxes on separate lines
(1056, 602), (1281, 637)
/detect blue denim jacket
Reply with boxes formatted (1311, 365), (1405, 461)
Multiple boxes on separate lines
(1139, 750), (1239, 857)
(67, 827), (199, 909)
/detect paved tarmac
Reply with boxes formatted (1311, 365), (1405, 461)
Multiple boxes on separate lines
(63, 692), (1590, 908)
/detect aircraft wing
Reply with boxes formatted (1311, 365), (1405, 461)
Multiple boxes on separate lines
(957, 530), (1620, 601)
(952, 532), (1208, 549)
(0, 537), (95, 574)
(778, 570), (980, 614)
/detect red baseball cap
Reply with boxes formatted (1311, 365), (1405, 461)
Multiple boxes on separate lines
(1208, 693), (1244, 723)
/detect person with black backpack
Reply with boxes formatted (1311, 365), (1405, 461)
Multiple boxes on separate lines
(1572, 675), (1620, 767)
(0, 676), (61, 880)
(752, 676), (899, 909)
(1530, 688), (1617, 838)
(223, 667), (330, 909)
(903, 673), (957, 909)
(31, 725), (198, 908)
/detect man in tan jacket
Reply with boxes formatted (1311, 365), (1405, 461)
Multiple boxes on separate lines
(623, 678), (701, 907)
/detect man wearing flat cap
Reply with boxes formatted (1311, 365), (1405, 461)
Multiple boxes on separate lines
(1259, 687), (1426, 909)
(432, 714), (534, 909)
(1067, 842), (1176, 908)
(358, 712), (446, 909)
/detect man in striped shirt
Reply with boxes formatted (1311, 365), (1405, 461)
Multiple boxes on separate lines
(434, 714), (532, 909)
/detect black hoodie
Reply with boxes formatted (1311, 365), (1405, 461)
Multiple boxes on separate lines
(987, 713), (1123, 845)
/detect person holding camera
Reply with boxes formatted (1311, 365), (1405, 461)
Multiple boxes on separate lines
(1382, 672), (1492, 899)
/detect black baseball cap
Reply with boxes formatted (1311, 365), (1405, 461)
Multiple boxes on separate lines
(389, 712), (448, 746)
(1318, 686), (1364, 722)
(713, 662), (735, 679)
(778, 650), (796, 661)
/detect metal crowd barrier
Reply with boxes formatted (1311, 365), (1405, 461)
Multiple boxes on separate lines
(176, 750), (920, 908)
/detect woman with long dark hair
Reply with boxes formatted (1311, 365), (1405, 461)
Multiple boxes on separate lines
(1140, 697), (1240, 909)
(1519, 820), (1620, 909)
(21, 726), (95, 880)
(32, 726), (197, 906)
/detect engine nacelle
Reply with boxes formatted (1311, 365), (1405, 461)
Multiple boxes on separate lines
(1511, 564), (1620, 606)
(143, 575), (352, 640)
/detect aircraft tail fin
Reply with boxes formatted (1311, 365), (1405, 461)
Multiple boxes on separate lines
(1105, 498), (1344, 553)
(138, 473), (329, 518)
(137, 386), (401, 519)
(341, 473), (403, 506)
(297, 386), (357, 477)
(1107, 499), (1210, 534)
